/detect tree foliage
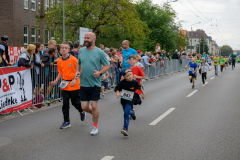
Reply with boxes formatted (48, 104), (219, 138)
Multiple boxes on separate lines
(220, 45), (233, 56)
(36, 0), (187, 51)
(39, 0), (149, 45)
(196, 37), (209, 54)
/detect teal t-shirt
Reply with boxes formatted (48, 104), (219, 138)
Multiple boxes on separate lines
(230, 54), (236, 61)
(78, 47), (110, 87)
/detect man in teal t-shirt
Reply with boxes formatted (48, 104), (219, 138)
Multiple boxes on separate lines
(230, 53), (236, 70)
(75, 32), (110, 136)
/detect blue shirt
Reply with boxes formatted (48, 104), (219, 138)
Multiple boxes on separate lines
(188, 62), (198, 75)
(122, 48), (138, 70)
(202, 54), (207, 61)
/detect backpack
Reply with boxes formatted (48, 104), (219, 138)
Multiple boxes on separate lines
(32, 94), (44, 108)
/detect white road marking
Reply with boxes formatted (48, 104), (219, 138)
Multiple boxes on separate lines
(210, 77), (214, 80)
(202, 82), (208, 86)
(101, 156), (115, 160)
(186, 90), (198, 97)
(149, 108), (175, 126)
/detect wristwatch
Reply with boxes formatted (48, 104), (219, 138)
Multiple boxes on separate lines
(100, 71), (102, 76)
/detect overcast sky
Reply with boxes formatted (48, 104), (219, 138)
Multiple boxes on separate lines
(151, 0), (240, 50)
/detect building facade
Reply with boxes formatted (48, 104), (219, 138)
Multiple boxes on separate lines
(187, 29), (212, 54)
(0, 0), (53, 47)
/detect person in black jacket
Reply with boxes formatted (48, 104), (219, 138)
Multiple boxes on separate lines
(33, 42), (45, 97)
(18, 44), (35, 68)
(172, 49), (179, 59)
(0, 35), (10, 65)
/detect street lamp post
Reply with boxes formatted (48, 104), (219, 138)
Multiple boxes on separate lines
(63, 0), (65, 42)
(191, 22), (201, 54)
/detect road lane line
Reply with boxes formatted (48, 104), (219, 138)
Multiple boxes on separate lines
(149, 108), (175, 126)
(186, 90), (198, 97)
(210, 77), (214, 80)
(101, 156), (114, 160)
(202, 82), (208, 86)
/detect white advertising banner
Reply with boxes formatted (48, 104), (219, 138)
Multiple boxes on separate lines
(0, 67), (32, 114)
(79, 27), (93, 45)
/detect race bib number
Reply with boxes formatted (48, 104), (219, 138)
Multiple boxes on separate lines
(120, 89), (134, 101)
(189, 67), (194, 72)
(215, 59), (219, 62)
(59, 80), (69, 88)
(202, 66), (206, 70)
(220, 62), (224, 64)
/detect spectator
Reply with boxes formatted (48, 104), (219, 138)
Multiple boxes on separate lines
(0, 35), (10, 64)
(109, 48), (114, 58)
(40, 44), (44, 55)
(121, 40), (139, 70)
(172, 49), (179, 59)
(73, 43), (80, 58)
(18, 44), (35, 68)
(104, 48), (111, 61)
(117, 47), (123, 56)
(68, 42), (74, 56)
(155, 43), (161, 54)
(0, 53), (7, 67)
(99, 44), (104, 50)
(33, 42), (44, 96)
(43, 40), (56, 54)
(142, 52), (154, 67)
(41, 48), (56, 100)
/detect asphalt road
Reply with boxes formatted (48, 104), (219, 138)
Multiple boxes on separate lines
(0, 64), (240, 160)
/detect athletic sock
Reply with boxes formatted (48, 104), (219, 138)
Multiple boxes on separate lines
(93, 123), (98, 128)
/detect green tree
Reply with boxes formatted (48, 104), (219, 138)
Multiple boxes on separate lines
(37, 0), (149, 46)
(196, 37), (209, 54)
(135, 0), (180, 52)
(236, 51), (240, 56)
(220, 45), (233, 56)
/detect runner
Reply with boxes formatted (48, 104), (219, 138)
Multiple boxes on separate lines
(53, 42), (85, 129)
(213, 54), (220, 76)
(199, 58), (210, 84)
(207, 57), (212, 66)
(185, 57), (198, 89)
(219, 56), (226, 72)
(75, 32), (110, 135)
(115, 69), (145, 136)
(230, 52), (236, 70)
(129, 55), (146, 119)
(224, 56), (228, 68)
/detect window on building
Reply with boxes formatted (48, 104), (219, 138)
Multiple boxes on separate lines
(194, 40), (196, 42)
(45, 0), (49, 10)
(51, 32), (54, 40)
(38, 29), (40, 42)
(45, 30), (49, 44)
(32, 0), (36, 11)
(24, 26), (29, 45)
(24, 0), (28, 9)
(31, 27), (36, 42)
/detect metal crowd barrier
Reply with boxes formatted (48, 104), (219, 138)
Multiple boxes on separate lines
(1, 59), (190, 108)
(108, 59), (190, 88)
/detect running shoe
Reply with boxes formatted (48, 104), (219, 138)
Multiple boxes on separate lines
(80, 111), (85, 121)
(90, 126), (99, 136)
(190, 79), (192, 83)
(102, 94), (105, 99)
(60, 122), (71, 129)
(192, 85), (195, 89)
(130, 109), (136, 120)
(121, 127), (128, 136)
